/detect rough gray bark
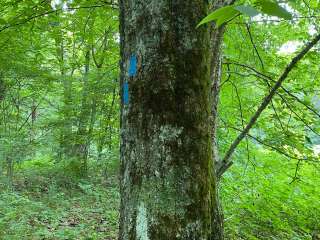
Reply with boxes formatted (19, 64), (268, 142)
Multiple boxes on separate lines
(119, 0), (221, 239)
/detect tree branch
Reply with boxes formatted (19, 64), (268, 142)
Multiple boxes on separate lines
(224, 61), (320, 119)
(245, 23), (264, 70)
(217, 32), (320, 178)
(0, 3), (117, 34)
(225, 124), (310, 162)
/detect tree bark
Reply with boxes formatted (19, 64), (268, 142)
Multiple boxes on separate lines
(119, 1), (221, 239)
(210, 26), (225, 240)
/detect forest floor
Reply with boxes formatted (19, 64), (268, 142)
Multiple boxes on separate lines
(0, 152), (319, 240)
(0, 160), (119, 240)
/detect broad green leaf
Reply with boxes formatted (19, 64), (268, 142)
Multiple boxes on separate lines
(234, 5), (260, 17)
(215, 9), (239, 27)
(257, 0), (293, 20)
(197, 6), (239, 28)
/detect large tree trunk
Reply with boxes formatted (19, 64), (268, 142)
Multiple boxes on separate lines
(119, 1), (222, 239)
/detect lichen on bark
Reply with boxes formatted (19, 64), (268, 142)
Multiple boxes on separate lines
(136, 202), (149, 240)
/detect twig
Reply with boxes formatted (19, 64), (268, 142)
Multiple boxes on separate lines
(290, 159), (302, 184)
(224, 61), (320, 118)
(245, 23), (264, 70)
(226, 124), (309, 162)
(0, 4), (116, 34)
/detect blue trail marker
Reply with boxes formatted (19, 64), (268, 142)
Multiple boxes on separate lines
(128, 55), (137, 77)
(123, 82), (129, 105)
(123, 55), (137, 105)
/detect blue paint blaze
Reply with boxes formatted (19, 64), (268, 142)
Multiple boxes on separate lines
(129, 55), (137, 77)
(123, 82), (129, 105)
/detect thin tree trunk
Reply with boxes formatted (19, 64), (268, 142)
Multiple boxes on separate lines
(0, 73), (5, 102)
(210, 26), (225, 240)
(97, 85), (117, 161)
(74, 49), (91, 177)
(54, 32), (73, 160)
(6, 155), (13, 187)
(119, 0), (221, 239)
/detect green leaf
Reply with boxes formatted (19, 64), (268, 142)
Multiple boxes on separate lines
(234, 5), (260, 17)
(257, 0), (293, 20)
(197, 6), (239, 28)
(0, 19), (7, 25)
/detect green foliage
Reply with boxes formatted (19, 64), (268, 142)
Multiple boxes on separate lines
(256, 1), (293, 20)
(0, 0), (319, 239)
(222, 150), (320, 239)
(0, 157), (119, 240)
(234, 5), (260, 17)
(197, 6), (239, 27)
(0, 0), (120, 178)
(216, 1), (320, 238)
(197, 0), (293, 27)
